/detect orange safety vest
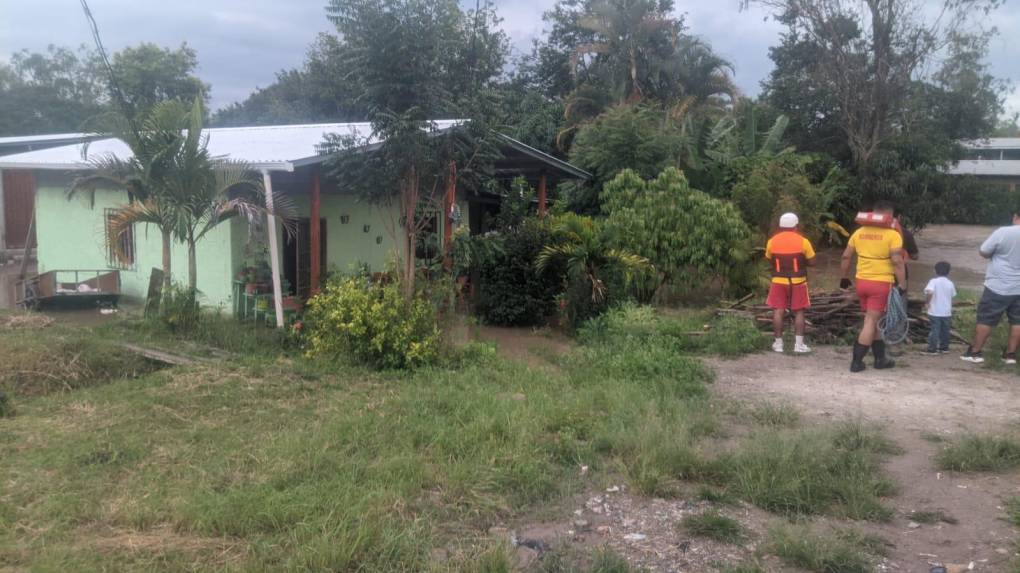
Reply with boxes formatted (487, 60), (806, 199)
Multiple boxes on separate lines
(770, 230), (808, 280)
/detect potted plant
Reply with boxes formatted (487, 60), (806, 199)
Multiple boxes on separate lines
(242, 266), (260, 294)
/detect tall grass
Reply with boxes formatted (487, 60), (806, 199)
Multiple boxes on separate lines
(708, 422), (897, 521)
(768, 525), (886, 573)
(0, 312), (718, 570)
(936, 434), (1020, 472)
(681, 511), (743, 543)
(577, 303), (768, 357)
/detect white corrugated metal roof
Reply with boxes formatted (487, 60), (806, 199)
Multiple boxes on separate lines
(947, 159), (1020, 176)
(960, 138), (1020, 150)
(0, 121), (463, 172)
(0, 132), (91, 145)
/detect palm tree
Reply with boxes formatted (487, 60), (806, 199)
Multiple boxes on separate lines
(665, 37), (738, 119)
(571, 0), (680, 106)
(536, 213), (651, 305)
(75, 98), (292, 294)
(71, 101), (193, 292)
(161, 99), (292, 291)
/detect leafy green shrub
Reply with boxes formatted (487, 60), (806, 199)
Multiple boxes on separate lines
(303, 277), (441, 369)
(568, 105), (688, 214)
(473, 217), (562, 326)
(602, 168), (757, 295)
(729, 154), (838, 241)
(538, 213), (650, 328)
(153, 284), (201, 332)
(578, 303), (767, 357)
(457, 179), (562, 327)
(681, 511), (743, 543)
(936, 434), (1020, 472)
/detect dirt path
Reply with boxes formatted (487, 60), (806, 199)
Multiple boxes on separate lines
(710, 348), (1020, 572)
(913, 225), (995, 293)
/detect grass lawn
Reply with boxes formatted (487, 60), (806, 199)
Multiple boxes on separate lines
(0, 306), (900, 571)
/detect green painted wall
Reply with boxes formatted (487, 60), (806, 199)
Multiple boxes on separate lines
(34, 171), (240, 308)
(33, 170), (465, 309)
(279, 193), (405, 276)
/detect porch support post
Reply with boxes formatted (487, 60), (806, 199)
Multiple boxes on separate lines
(261, 170), (285, 328)
(443, 161), (456, 269)
(537, 172), (547, 218)
(0, 168), (6, 255)
(310, 170), (322, 294)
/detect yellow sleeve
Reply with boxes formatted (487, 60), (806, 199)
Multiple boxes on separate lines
(847, 231), (858, 250)
(802, 238), (816, 259)
(765, 238), (773, 259)
(888, 229), (903, 250)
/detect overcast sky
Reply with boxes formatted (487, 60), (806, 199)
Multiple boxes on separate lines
(2, 0), (1019, 115)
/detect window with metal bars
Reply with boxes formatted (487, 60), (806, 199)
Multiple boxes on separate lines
(104, 209), (136, 269)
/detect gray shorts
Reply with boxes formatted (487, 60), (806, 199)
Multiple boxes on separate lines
(977, 288), (1020, 326)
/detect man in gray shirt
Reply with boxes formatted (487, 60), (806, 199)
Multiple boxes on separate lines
(962, 211), (1020, 364)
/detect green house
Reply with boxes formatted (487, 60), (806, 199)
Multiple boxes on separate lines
(0, 122), (589, 319)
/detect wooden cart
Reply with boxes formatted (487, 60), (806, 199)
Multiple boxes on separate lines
(16, 269), (121, 310)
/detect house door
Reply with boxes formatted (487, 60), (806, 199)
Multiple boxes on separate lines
(283, 218), (326, 300)
(3, 170), (36, 249)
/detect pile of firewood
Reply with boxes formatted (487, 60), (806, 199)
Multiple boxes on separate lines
(718, 290), (972, 345)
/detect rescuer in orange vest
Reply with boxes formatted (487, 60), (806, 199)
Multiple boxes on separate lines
(765, 213), (817, 354)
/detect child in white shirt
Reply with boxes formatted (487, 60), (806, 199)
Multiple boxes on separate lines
(923, 261), (957, 355)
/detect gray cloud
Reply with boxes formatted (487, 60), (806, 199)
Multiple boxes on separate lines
(0, 0), (1017, 113)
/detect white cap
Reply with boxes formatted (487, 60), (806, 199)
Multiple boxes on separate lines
(779, 212), (799, 229)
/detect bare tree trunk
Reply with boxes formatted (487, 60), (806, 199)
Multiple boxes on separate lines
(187, 237), (197, 292)
(403, 166), (418, 300)
(161, 228), (172, 291)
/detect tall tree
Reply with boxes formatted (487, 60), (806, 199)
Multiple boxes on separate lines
(163, 99), (287, 291)
(322, 0), (508, 297)
(750, 0), (1002, 189)
(0, 46), (105, 136)
(212, 35), (366, 127)
(0, 43), (209, 136)
(70, 101), (193, 292)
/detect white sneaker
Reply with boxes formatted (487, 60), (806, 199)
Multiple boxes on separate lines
(772, 339), (785, 353)
(794, 342), (812, 354)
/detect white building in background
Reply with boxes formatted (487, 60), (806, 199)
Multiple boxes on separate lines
(948, 138), (1020, 188)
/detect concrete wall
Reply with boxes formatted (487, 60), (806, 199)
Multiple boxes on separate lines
(33, 170), (460, 309)
(34, 171), (240, 308)
(283, 193), (405, 276)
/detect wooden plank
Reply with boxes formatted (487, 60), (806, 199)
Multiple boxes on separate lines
(3, 170), (35, 249)
(118, 343), (200, 366)
(537, 172), (547, 217)
(443, 161), (456, 269)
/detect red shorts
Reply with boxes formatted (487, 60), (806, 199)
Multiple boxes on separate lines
(766, 282), (811, 311)
(856, 279), (892, 312)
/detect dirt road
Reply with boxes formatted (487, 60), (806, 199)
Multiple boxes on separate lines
(711, 349), (1020, 572)
(913, 225), (995, 292)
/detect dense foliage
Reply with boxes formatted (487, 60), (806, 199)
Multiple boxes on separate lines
(537, 212), (652, 327)
(602, 168), (756, 294)
(304, 276), (442, 369)
(727, 154), (838, 240)
(473, 220), (562, 326)
(0, 43), (206, 135)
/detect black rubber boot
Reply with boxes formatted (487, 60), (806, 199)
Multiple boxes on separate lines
(850, 342), (869, 373)
(872, 340), (896, 369)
